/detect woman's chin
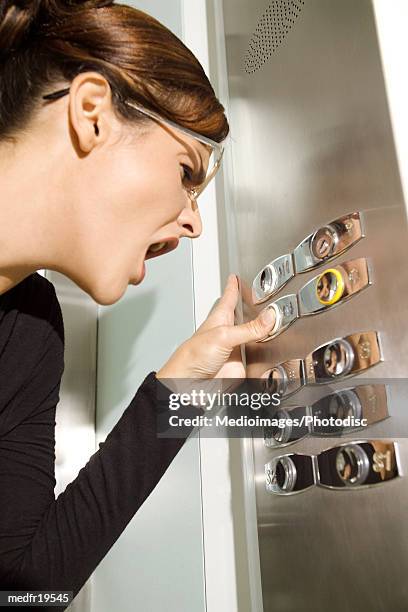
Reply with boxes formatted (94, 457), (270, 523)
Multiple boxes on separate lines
(93, 287), (126, 306)
(129, 261), (146, 286)
(86, 276), (129, 306)
(73, 262), (146, 305)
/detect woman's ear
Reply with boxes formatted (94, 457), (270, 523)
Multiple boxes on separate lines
(68, 72), (115, 153)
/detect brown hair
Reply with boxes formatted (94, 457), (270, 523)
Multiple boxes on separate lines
(0, 0), (229, 142)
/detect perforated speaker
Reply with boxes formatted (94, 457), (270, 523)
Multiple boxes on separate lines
(244, 0), (305, 74)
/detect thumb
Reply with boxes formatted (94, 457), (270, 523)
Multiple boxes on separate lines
(224, 305), (277, 348)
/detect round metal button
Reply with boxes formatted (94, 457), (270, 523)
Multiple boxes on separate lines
(335, 444), (370, 486)
(311, 224), (339, 260)
(316, 268), (345, 305)
(266, 455), (298, 493)
(323, 339), (355, 378)
(264, 409), (292, 447)
(264, 365), (288, 396)
(259, 265), (276, 295)
(328, 389), (362, 419)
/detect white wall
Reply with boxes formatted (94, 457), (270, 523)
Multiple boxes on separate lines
(91, 3), (206, 612)
(373, 0), (408, 218)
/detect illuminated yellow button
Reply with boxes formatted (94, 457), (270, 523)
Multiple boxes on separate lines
(316, 268), (345, 306)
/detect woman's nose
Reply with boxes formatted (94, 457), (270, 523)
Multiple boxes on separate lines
(176, 200), (202, 238)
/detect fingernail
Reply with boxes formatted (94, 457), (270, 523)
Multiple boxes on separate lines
(260, 306), (275, 328)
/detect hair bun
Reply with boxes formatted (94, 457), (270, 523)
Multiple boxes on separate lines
(0, 0), (114, 58)
(0, 1), (42, 57)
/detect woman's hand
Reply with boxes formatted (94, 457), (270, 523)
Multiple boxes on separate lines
(156, 274), (276, 379)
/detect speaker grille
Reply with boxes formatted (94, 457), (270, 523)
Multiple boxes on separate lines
(244, 0), (305, 74)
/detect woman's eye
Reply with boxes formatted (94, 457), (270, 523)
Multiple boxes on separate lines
(181, 164), (194, 185)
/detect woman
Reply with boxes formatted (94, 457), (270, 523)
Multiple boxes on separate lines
(0, 0), (276, 606)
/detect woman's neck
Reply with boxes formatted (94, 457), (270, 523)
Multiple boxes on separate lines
(0, 136), (66, 294)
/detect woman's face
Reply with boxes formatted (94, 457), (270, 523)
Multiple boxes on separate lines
(59, 74), (210, 305)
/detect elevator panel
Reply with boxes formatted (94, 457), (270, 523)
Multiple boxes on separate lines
(222, 0), (408, 609)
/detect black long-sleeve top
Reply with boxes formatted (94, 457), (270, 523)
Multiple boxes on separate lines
(0, 272), (189, 609)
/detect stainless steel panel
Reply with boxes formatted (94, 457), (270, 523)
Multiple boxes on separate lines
(223, 0), (408, 610)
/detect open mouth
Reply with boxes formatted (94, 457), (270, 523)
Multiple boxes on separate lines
(144, 237), (180, 260)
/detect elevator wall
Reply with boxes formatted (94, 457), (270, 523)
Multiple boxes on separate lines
(90, 3), (206, 611)
(221, 0), (408, 610)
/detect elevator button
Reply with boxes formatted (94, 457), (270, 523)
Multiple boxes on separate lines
(294, 211), (364, 273)
(322, 339), (355, 377)
(262, 359), (305, 398)
(318, 441), (401, 489)
(264, 409), (293, 446)
(252, 213), (364, 305)
(310, 224), (339, 259)
(264, 365), (288, 395)
(306, 331), (382, 383)
(265, 454), (315, 494)
(323, 389), (362, 420)
(265, 441), (400, 494)
(260, 266), (276, 294)
(264, 406), (309, 447)
(263, 386), (389, 448)
(252, 253), (294, 303)
(276, 456), (296, 491)
(269, 455), (297, 493)
(311, 389), (363, 437)
(335, 444), (370, 486)
(258, 294), (299, 341)
(256, 259), (370, 342)
(316, 268), (345, 305)
(263, 334), (382, 389)
(298, 257), (370, 316)
(264, 389), (389, 449)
